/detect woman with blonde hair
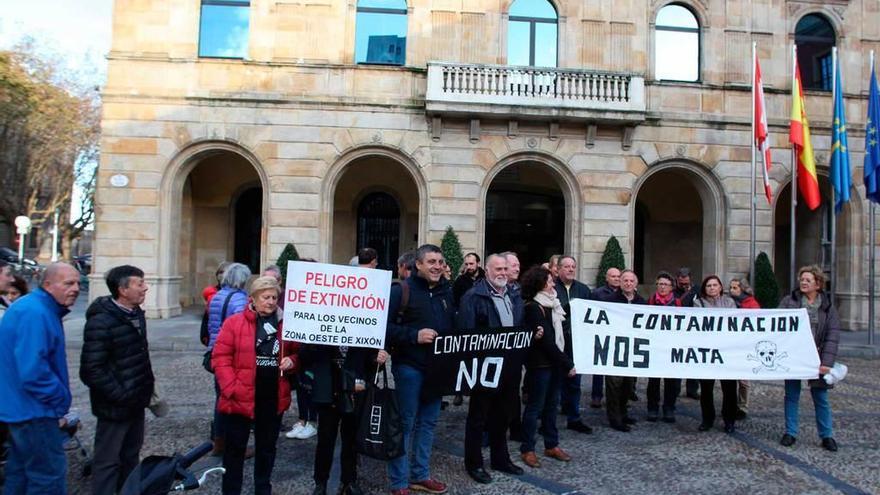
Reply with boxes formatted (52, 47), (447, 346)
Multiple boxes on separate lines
(778, 265), (841, 451)
(212, 276), (298, 494)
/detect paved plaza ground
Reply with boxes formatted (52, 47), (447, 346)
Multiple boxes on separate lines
(60, 298), (880, 495)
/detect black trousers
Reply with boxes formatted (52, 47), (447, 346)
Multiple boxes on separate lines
(686, 379), (701, 397)
(92, 411), (145, 495)
(222, 406), (282, 495)
(605, 376), (634, 426)
(464, 385), (515, 470)
(314, 403), (358, 484)
(646, 378), (681, 415)
(699, 379), (738, 426)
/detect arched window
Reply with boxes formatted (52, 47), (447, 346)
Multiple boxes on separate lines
(355, 0), (408, 65)
(198, 0), (250, 58)
(654, 4), (700, 82)
(795, 14), (835, 91)
(507, 0), (558, 67)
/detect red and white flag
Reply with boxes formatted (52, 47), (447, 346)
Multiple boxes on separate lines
(754, 57), (772, 204)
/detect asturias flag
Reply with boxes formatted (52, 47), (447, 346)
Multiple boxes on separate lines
(754, 56), (772, 205)
(830, 59), (851, 212)
(790, 58), (821, 210)
(866, 59), (880, 204)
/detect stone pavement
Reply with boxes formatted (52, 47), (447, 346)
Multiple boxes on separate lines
(60, 299), (880, 495)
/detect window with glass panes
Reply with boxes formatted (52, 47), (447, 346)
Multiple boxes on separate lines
(198, 0), (250, 59)
(654, 4), (700, 82)
(507, 0), (558, 68)
(355, 0), (407, 65)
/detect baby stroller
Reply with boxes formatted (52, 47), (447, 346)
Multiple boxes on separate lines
(120, 441), (224, 494)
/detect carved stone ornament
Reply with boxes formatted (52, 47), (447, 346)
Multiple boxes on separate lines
(527, 137), (538, 148)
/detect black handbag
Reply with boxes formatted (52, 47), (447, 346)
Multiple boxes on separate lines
(355, 366), (404, 461)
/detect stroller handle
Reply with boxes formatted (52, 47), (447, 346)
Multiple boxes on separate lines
(179, 441), (214, 468)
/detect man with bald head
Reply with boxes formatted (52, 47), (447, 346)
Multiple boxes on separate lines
(0, 262), (80, 493)
(588, 267), (623, 409)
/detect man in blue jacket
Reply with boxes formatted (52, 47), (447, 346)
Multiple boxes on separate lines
(385, 244), (455, 495)
(457, 254), (525, 484)
(0, 262), (80, 493)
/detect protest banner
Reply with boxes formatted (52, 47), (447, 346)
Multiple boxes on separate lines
(281, 261), (391, 349)
(570, 299), (820, 380)
(424, 327), (532, 396)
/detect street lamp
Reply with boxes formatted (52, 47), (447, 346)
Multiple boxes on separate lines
(14, 215), (31, 272)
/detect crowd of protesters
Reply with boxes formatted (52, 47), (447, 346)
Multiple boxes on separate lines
(0, 246), (842, 495)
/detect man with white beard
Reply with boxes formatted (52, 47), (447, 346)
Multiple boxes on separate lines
(457, 254), (525, 484)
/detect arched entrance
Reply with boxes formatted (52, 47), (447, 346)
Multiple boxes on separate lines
(632, 164), (722, 283)
(160, 143), (268, 310)
(772, 176), (853, 293)
(331, 155), (420, 269)
(485, 162), (566, 269)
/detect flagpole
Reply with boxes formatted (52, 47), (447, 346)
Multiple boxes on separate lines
(830, 47), (838, 303)
(750, 41), (758, 284)
(870, 50), (876, 345)
(791, 44), (799, 293)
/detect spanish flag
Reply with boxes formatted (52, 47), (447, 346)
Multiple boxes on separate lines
(789, 55), (821, 210)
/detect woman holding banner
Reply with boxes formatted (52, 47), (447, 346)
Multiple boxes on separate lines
(778, 265), (841, 452)
(693, 275), (738, 433)
(518, 266), (576, 468)
(645, 272), (682, 423)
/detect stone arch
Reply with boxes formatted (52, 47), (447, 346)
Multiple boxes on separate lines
(650, 0), (710, 29)
(478, 150), (581, 265)
(771, 171), (862, 299)
(788, 7), (845, 43)
(630, 159), (727, 282)
(320, 145), (428, 265)
(156, 140), (269, 315)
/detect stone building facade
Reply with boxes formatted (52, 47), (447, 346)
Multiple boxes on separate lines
(95, 0), (880, 330)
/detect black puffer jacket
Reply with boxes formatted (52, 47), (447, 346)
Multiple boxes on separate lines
(80, 296), (155, 421)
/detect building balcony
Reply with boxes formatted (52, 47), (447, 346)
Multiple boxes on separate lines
(426, 62), (646, 124)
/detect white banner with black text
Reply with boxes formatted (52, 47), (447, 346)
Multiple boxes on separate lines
(570, 299), (820, 380)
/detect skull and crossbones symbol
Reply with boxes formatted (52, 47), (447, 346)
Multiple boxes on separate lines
(747, 341), (789, 373)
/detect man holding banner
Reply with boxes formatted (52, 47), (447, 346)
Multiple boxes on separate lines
(385, 244), (455, 495)
(457, 254), (525, 484)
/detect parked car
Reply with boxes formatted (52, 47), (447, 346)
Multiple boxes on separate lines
(0, 246), (44, 280)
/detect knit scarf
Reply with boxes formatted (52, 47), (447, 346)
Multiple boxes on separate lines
(533, 290), (566, 353)
(650, 292), (676, 306)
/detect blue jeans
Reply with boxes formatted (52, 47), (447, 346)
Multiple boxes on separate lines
(4, 417), (67, 495)
(387, 364), (442, 490)
(784, 380), (833, 439)
(560, 374), (582, 423)
(520, 367), (561, 453)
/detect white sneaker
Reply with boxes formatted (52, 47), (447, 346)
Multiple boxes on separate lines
(285, 422), (304, 439)
(295, 422), (317, 439)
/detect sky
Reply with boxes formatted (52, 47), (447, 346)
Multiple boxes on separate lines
(0, 0), (114, 87)
(0, 0), (114, 229)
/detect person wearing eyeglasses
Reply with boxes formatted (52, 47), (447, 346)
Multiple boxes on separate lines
(777, 265), (841, 452)
(645, 272), (681, 423)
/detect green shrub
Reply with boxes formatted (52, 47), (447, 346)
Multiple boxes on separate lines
(275, 243), (300, 284)
(754, 251), (780, 308)
(440, 226), (464, 277)
(595, 236), (626, 287)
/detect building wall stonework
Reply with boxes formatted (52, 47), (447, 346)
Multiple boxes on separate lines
(94, 0), (879, 329)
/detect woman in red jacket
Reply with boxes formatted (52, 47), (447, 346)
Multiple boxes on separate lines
(729, 277), (760, 420)
(212, 276), (298, 495)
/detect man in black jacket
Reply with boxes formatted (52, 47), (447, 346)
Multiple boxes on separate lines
(452, 252), (484, 307)
(606, 270), (645, 432)
(555, 256), (593, 434)
(457, 254), (525, 484)
(674, 267), (700, 400)
(81, 265), (155, 495)
(588, 267), (622, 409)
(385, 244), (455, 495)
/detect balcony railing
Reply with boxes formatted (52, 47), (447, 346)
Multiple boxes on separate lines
(426, 62), (645, 119)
